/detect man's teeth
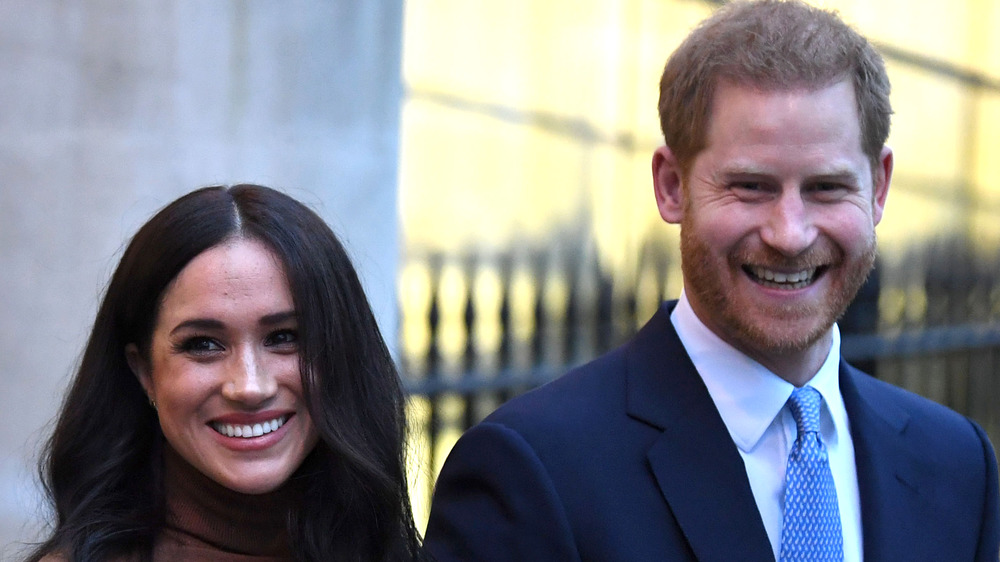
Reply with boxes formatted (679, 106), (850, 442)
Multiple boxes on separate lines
(212, 416), (287, 438)
(749, 266), (817, 289)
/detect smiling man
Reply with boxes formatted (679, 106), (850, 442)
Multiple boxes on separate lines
(424, 1), (1000, 561)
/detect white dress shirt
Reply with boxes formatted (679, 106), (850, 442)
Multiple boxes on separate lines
(670, 292), (863, 561)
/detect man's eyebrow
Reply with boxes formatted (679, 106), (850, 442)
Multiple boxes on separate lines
(807, 170), (862, 183)
(713, 166), (863, 183)
(709, 168), (769, 186)
(713, 164), (771, 179)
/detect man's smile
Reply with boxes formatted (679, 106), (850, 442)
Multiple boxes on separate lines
(744, 265), (826, 290)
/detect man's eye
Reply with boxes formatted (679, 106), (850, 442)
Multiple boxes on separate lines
(809, 182), (849, 199)
(266, 329), (298, 347)
(731, 182), (773, 200)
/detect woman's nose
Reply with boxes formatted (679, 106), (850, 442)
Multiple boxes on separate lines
(221, 347), (278, 406)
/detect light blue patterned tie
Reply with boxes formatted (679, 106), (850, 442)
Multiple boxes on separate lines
(779, 386), (843, 561)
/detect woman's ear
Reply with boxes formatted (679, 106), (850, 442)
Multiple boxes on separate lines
(125, 343), (153, 399)
(653, 145), (684, 224)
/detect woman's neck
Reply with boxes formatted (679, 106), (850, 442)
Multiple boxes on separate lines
(159, 444), (299, 559)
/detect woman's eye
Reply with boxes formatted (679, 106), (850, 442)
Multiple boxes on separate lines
(177, 337), (223, 354)
(266, 329), (298, 348)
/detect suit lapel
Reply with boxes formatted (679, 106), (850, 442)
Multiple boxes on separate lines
(626, 303), (774, 562)
(840, 364), (921, 561)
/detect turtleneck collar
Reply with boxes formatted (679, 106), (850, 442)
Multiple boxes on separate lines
(157, 444), (298, 561)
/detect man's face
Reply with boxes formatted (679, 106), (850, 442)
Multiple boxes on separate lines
(655, 79), (891, 378)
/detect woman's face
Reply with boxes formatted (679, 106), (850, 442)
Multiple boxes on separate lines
(128, 237), (319, 494)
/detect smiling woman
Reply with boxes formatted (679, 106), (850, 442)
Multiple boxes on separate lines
(125, 238), (319, 498)
(27, 186), (426, 561)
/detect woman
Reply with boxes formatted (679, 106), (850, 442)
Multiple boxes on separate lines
(28, 185), (425, 561)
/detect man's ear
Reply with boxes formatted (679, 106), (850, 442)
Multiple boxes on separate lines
(872, 145), (893, 226)
(125, 343), (153, 398)
(653, 145), (684, 224)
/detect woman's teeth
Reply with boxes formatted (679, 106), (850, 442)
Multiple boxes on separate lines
(749, 266), (817, 289)
(211, 416), (287, 438)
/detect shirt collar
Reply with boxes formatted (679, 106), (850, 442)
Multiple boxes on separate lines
(670, 291), (846, 452)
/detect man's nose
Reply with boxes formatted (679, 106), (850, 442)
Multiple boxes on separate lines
(759, 190), (817, 257)
(221, 347), (278, 406)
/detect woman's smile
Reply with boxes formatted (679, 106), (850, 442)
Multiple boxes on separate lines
(211, 414), (289, 439)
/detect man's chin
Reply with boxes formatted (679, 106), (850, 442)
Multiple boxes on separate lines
(731, 316), (832, 356)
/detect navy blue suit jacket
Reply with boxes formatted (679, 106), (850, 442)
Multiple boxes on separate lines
(424, 302), (1000, 561)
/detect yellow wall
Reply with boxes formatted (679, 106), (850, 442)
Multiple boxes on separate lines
(401, 0), (1000, 259)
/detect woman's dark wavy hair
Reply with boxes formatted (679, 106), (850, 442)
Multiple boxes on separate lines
(28, 185), (424, 561)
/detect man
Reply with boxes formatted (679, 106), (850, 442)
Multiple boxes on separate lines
(423, 1), (1000, 560)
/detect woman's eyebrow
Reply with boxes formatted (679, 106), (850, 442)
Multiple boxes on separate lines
(169, 318), (224, 336)
(260, 310), (297, 326)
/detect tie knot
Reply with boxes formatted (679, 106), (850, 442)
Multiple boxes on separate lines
(788, 386), (822, 435)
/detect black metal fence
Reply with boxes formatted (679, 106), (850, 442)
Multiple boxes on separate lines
(400, 238), (1000, 491)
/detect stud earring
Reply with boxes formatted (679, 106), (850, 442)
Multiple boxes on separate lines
(149, 397), (157, 410)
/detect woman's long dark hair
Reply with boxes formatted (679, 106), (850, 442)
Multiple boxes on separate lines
(28, 185), (423, 561)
